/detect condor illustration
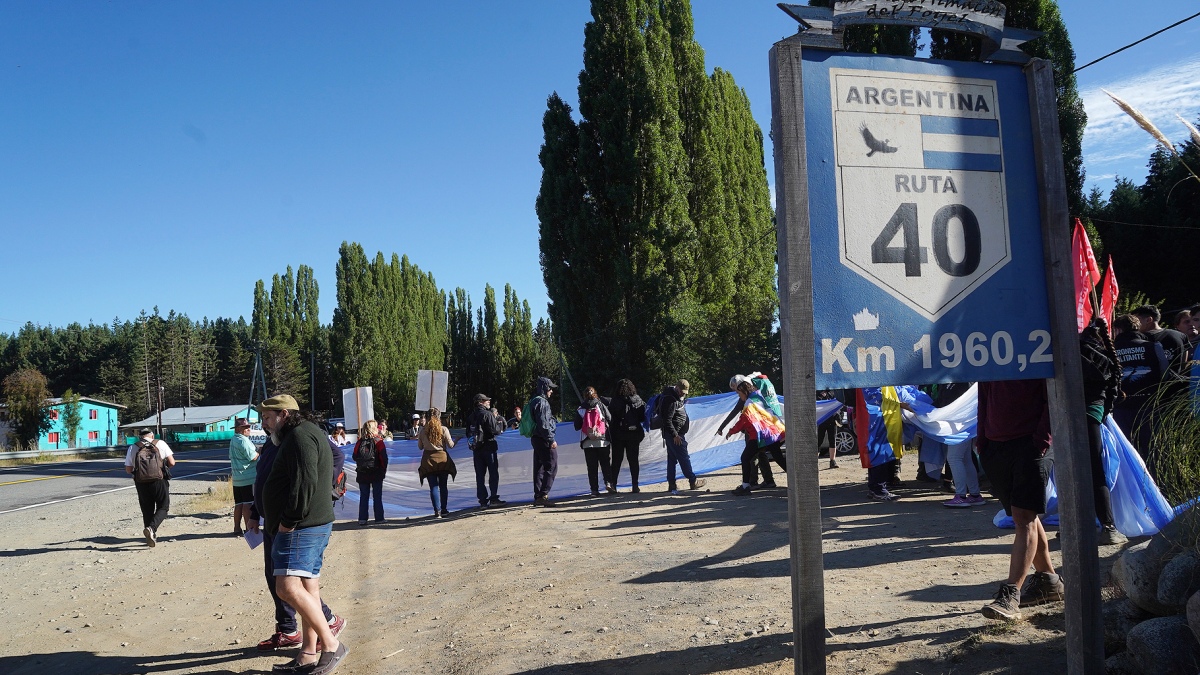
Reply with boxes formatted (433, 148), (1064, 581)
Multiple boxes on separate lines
(859, 123), (898, 157)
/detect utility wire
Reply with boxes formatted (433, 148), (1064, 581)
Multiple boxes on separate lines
(1085, 217), (1200, 231)
(1073, 11), (1200, 74)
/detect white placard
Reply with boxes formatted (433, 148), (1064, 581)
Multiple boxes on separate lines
(342, 387), (374, 432)
(414, 370), (449, 412)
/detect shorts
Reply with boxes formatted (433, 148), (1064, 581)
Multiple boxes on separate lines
(979, 436), (1053, 516)
(271, 522), (333, 578)
(232, 484), (254, 505)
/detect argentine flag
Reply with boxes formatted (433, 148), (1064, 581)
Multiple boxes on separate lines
(921, 116), (1002, 172)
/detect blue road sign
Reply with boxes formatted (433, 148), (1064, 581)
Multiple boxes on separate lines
(803, 51), (1055, 389)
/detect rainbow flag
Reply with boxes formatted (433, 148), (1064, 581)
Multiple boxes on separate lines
(742, 391), (786, 447)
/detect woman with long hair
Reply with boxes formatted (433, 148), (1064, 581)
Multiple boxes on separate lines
(607, 379), (646, 493)
(352, 419), (388, 526)
(418, 408), (458, 518)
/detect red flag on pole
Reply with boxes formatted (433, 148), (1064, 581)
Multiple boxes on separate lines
(1100, 255), (1119, 326)
(1072, 218), (1101, 331)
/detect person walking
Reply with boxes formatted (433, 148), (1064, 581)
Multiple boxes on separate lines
(1080, 319), (1128, 545)
(607, 379), (646, 493)
(352, 420), (388, 526)
(726, 380), (786, 495)
(529, 377), (559, 506)
(575, 386), (615, 496)
(229, 418), (260, 537)
(464, 394), (507, 508)
(976, 380), (1062, 621)
(418, 408), (458, 518)
(661, 379), (706, 495)
(259, 394), (348, 673)
(125, 428), (176, 547)
(249, 432), (345, 653)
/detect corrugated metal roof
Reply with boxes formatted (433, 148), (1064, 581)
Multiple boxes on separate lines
(120, 404), (255, 429)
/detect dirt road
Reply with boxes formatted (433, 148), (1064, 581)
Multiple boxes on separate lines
(0, 455), (1128, 674)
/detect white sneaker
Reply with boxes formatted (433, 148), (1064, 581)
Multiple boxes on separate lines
(143, 526), (156, 547)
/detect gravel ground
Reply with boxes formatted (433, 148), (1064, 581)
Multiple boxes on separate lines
(0, 454), (1130, 674)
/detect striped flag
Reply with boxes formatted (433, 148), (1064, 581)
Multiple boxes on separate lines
(921, 116), (1002, 172)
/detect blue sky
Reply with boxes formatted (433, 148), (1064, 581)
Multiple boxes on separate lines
(2, 1), (1197, 331)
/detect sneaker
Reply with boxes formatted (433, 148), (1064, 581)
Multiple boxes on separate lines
(669, 489), (680, 496)
(689, 478), (707, 490)
(316, 615), (347, 650)
(942, 495), (972, 508)
(606, 483), (618, 494)
(760, 481), (778, 489)
(733, 485), (753, 495)
(828, 460), (839, 469)
(488, 497), (507, 506)
(966, 494), (986, 506)
(258, 630), (302, 651)
(143, 526), (156, 547)
(590, 489), (601, 497)
(1099, 526), (1129, 545)
(480, 501), (489, 508)
(982, 583), (1022, 620)
(358, 520), (367, 526)
(1019, 571), (1064, 607)
(440, 510), (450, 517)
(869, 491), (899, 501)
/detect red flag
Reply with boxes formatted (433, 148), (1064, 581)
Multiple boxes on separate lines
(1072, 218), (1101, 330)
(854, 389), (871, 469)
(1100, 255), (1119, 326)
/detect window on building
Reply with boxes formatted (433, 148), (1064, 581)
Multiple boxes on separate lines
(48, 432), (59, 443)
(49, 410), (59, 420)
(88, 431), (99, 440)
(89, 410), (98, 420)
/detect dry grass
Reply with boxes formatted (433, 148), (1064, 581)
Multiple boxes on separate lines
(0, 449), (125, 467)
(1179, 114), (1200, 149)
(182, 476), (235, 516)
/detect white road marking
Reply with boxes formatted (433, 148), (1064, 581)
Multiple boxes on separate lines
(0, 467), (228, 516)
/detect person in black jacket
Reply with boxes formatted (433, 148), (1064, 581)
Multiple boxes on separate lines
(1080, 319), (1127, 545)
(661, 379), (707, 494)
(465, 393), (507, 508)
(1113, 314), (1169, 463)
(607, 379), (646, 493)
(529, 377), (559, 506)
(574, 386), (615, 496)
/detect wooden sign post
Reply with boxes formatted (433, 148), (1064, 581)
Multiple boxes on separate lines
(771, 2), (1103, 673)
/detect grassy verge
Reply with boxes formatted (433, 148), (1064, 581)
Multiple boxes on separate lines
(182, 476), (235, 516)
(0, 449), (126, 467)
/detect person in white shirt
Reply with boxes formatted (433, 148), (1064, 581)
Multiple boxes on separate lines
(125, 428), (176, 547)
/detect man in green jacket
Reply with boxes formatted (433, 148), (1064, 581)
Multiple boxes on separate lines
(259, 395), (348, 674)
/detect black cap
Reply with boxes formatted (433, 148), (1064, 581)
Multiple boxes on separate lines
(474, 393), (491, 403)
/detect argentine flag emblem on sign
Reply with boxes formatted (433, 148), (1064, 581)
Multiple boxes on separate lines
(920, 116), (1002, 172)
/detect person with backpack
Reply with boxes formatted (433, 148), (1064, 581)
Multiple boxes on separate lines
(352, 420), (389, 525)
(464, 393), (507, 508)
(124, 427), (176, 547)
(418, 408), (458, 518)
(660, 379), (707, 494)
(523, 376), (559, 506)
(249, 414), (345, 653)
(607, 379), (646, 493)
(573, 386), (615, 496)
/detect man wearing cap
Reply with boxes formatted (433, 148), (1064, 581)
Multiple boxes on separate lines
(465, 393), (508, 508)
(125, 427), (176, 547)
(258, 394), (348, 673)
(229, 417), (259, 537)
(529, 377), (559, 506)
(405, 414), (421, 440)
(661, 379), (707, 494)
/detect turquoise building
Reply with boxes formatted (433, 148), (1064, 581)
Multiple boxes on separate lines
(0, 396), (127, 450)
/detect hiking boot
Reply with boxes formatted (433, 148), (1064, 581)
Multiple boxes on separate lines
(1019, 571), (1064, 607)
(1099, 526), (1129, 545)
(143, 526), (156, 547)
(982, 583), (1022, 620)
(689, 478), (707, 490)
(942, 495), (972, 508)
(258, 630), (302, 651)
(488, 497), (507, 506)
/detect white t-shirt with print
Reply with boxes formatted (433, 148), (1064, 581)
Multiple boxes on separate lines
(124, 439), (174, 467)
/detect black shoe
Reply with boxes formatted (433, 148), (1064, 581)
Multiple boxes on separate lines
(733, 485), (753, 495)
(631, 486), (640, 493)
(533, 496), (548, 507)
(234, 528), (244, 538)
(590, 489), (601, 496)
(760, 481), (778, 489)
(480, 501), (489, 508)
(489, 497), (507, 506)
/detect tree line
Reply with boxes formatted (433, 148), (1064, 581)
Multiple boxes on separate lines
(0, 243), (560, 447)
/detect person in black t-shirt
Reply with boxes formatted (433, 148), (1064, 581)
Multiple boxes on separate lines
(1132, 305), (1189, 387)
(1113, 314), (1169, 464)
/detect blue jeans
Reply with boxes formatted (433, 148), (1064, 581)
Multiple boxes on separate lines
(358, 478), (385, 522)
(271, 522), (333, 578)
(473, 444), (500, 503)
(946, 440), (979, 496)
(428, 473), (449, 513)
(664, 435), (696, 488)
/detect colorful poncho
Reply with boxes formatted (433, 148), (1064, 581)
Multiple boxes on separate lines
(740, 391), (786, 447)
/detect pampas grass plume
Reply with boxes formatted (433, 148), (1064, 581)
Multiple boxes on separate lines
(1178, 114), (1200, 150)
(1104, 89), (1179, 157)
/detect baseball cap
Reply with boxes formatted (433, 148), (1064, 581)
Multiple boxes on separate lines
(474, 393), (491, 404)
(676, 379), (690, 396)
(412, 413), (420, 420)
(257, 394), (300, 412)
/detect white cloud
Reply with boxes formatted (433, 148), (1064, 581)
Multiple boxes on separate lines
(1081, 57), (1200, 192)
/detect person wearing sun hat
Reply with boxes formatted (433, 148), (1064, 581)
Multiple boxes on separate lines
(258, 394), (348, 674)
(229, 417), (259, 537)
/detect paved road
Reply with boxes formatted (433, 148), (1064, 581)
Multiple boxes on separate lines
(0, 447), (232, 515)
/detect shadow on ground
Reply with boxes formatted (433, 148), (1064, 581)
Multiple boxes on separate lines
(0, 647), (261, 675)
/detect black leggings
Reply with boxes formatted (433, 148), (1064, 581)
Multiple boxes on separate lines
(1087, 418), (1116, 528)
(609, 433), (642, 487)
(742, 439), (786, 484)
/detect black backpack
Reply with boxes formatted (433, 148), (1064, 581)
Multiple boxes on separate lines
(131, 440), (164, 483)
(354, 439), (377, 472)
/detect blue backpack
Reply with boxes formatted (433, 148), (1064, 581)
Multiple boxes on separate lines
(644, 394), (665, 431)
